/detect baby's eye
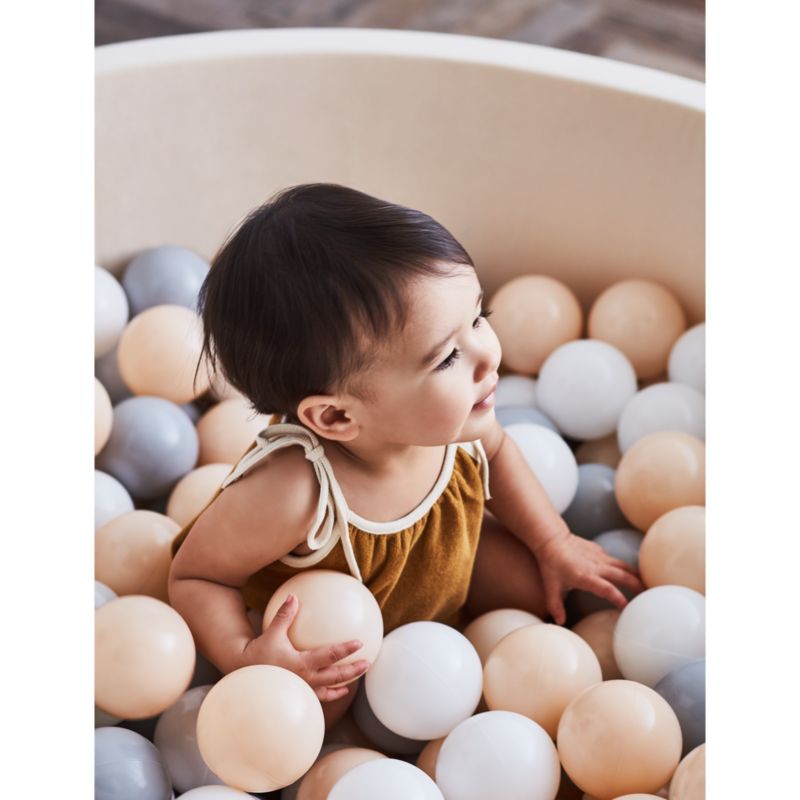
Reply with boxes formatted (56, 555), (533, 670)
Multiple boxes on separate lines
(473, 307), (494, 328)
(435, 348), (462, 371)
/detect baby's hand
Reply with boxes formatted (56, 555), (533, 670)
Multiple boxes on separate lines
(534, 531), (645, 625)
(240, 593), (370, 702)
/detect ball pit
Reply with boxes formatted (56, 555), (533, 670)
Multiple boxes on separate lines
(97, 27), (703, 800)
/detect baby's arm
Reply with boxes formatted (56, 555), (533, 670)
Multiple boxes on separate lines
(480, 418), (644, 623)
(168, 447), (369, 700)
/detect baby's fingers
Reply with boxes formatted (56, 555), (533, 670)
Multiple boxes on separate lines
(305, 639), (364, 670)
(314, 684), (351, 703)
(603, 565), (645, 596)
(583, 575), (629, 610)
(313, 659), (371, 688)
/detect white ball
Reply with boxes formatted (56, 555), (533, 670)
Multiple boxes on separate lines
(178, 787), (253, 799)
(668, 322), (705, 393)
(613, 585), (705, 687)
(436, 711), (560, 800)
(364, 621), (482, 740)
(495, 375), (537, 409)
(617, 382), (705, 453)
(154, 686), (225, 793)
(95, 265), (130, 358)
(95, 469), (134, 530)
(504, 424), (579, 513)
(328, 758), (443, 800)
(94, 580), (117, 610)
(537, 340), (637, 440)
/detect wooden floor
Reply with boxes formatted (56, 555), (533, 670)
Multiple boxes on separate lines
(95, 0), (705, 80)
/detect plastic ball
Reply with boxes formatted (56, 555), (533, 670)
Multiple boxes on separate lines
(95, 396), (199, 499)
(179, 787), (253, 798)
(95, 726), (172, 800)
(95, 510), (180, 601)
(196, 664), (324, 792)
(557, 680), (682, 799)
(537, 340), (637, 440)
(490, 275), (583, 374)
(352, 680), (425, 755)
(495, 375), (538, 408)
(166, 463), (231, 527)
(328, 758), (443, 800)
(436, 710), (560, 800)
(365, 621), (482, 740)
(668, 744), (704, 800)
(153, 685), (225, 792)
(617, 383), (705, 454)
(122, 244), (210, 314)
(95, 265), (130, 358)
(95, 706), (121, 727)
(117, 304), (210, 403)
(571, 609), (622, 680)
(263, 570), (384, 684)
(415, 737), (445, 781)
(615, 432), (705, 531)
(95, 343), (134, 404)
(504, 423), (579, 513)
(297, 747), (385, 800)
(197, 397), (270, 465)
(668, 323), (705, 394)
(95, 469), (134, 530)
(588, 279), (687, 379)
(95, 595), (195, 719)
(639, 506), (705, 594)
(496, 405), (559, 433)
(94, 580), (118, 610)
(613, 586), (705, 687)
(576, 438), (620, 472)
(654, 660), (705, 757)
(462, 608), (543, 665)
(562, 464), (628, 538)
(484, 623), (602, 738)
(95, 378), (113, 455)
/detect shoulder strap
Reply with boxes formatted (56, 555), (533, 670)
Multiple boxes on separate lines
(457, 440), (492, 500)
(221, 423), (363, 581)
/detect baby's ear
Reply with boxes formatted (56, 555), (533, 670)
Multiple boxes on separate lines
(296, 395), (359, 441)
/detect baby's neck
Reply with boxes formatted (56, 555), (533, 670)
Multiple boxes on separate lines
(324, 434), (437, 478)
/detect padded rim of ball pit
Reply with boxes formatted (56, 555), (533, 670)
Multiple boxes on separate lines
(96, 28), (704, 319)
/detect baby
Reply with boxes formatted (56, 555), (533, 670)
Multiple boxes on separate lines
(168, 183), (643, 727)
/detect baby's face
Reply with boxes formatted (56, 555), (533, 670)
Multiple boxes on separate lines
(353, 266), (502, 447)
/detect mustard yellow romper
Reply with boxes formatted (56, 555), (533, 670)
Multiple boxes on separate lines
(171, 419), (491, 633)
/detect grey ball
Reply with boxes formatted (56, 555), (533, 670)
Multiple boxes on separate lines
(94, 580), (117, 610)
(352, 681), (424, 756)
(655, 659), (705, 756)
(95, 344), (133, 405)
(95, 396), (199, 500)
(561, 463), (629, 538)
(496, 405), (559, 433)
(95, 726), (172, 800)
(123, 245), (210, 315)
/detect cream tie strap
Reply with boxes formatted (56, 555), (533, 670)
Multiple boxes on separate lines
(220, 423), (363, 582)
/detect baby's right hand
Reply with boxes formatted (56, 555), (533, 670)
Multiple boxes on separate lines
(240, 593), (370, 703)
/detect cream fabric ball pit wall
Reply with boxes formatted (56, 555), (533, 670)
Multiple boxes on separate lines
(95, 28), (704, 320)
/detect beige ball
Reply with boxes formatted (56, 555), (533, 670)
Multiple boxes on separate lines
(571, 609), (623, 680)
(490, 275), (583, 374)
(95, 510), (180, 602)
(640, 506), (705, 594)
(95, 595), (195, 719)
(95, 378), (113, 455)
(484, 623), (602, 738)
(166, 463), (232, 527)
(615, 432), (705, 531)
(575, 434), (622, 468)
(415, 737), (445, 781)
(462, 608), (543, 665)
(117, 304), (210, 403)
(197, 665), (324, 792)
(668, 744), (704, 800)
(588, 280), (687, 379)
(557, 680), (682, 799)
(197, 397), (270, 465)
(263, 570), (383, 685)
(297, 747), (386, 800)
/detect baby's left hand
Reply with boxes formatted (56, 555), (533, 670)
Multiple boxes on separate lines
(533, 532), (645, 625)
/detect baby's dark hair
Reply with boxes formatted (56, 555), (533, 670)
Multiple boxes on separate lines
(195, 183), (474, 419)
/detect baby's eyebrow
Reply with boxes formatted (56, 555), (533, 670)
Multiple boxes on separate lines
(418, 289), (484, 368)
